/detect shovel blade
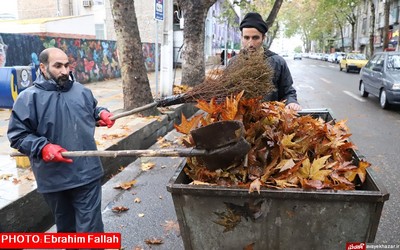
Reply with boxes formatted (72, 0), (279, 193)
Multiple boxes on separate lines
(190, 121), (250, 171)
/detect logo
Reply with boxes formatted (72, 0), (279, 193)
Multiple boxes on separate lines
(346, 242), (366, 250)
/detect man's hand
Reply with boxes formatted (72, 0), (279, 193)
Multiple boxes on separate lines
(285, 103), (302, 111)
(42, 143), (73, 163)
(99, 111), (115, 128)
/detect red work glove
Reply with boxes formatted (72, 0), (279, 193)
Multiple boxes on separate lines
(42, 143), (73, 163)
(98, 111), (115, 128)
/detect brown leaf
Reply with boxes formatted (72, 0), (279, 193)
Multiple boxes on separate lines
(12, 178), (21, 184)
(174, 113), (203, 134)
(244, 243), (255, 250)
(134, 198), (141, 203)
(141, 162), (155, 171)
(162, 220), (180, 234)
(144, 238), (163, 245)
(248, 178), (261, 194)
(112, 206), (129, 213)
(0, 173), (13, 180)
(114, 180), (137, 190)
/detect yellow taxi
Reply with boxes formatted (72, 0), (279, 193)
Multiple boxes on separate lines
(339, 53), (369, 73)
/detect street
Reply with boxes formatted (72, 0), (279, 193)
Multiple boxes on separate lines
(288, 57), (400, 244)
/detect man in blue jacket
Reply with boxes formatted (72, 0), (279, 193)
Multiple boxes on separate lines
(7, 47), (115, 232)
(239, 12), (302, 111)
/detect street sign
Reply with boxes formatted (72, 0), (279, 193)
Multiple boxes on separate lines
(154, 0), (164, 21)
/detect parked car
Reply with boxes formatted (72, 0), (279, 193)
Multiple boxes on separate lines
(293, 53), (302, 60)
(328, 52), (346, 63)
(359, 52), (400, 109)
(339, 53), (369, 73)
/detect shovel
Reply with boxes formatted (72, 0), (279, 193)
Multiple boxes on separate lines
(11, 121), (251, 171)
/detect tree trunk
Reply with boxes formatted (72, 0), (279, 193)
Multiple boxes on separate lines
(177, 0), (217, 87)
(265, 0), (284, 30)
(383, 0), (390, 50)
(369, 0), (375, 56)
(110, 0), (155, 114)
(351, 22), (356, 51)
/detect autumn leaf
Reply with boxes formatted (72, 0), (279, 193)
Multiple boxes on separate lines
(12, 178), (21, 184)
(221, 91), (244, 121)
(244, 243), (255, 250)
(112, 206), (129, 213)
(196, 98), (222, 114)
(0, 173), (13, 180)
(138, 213), (145, 217)
(141, 162), (155, 171)
(162, 220), (180, 235)
(144, 238), (163, 245)
(114, 180), (137, 190)
(357, 160), (370, 183)
(101, 134), (126, 140)
(174, 113), (203, 134)
(309, 155), (332, 181)
(277, 159), (296, 173)
(134, 197), (141, 203)
(248, 178), (262, 194)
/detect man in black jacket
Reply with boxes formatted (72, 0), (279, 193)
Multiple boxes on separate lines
(239, 12), (302, 111)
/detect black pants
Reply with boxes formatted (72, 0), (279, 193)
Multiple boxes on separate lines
(42, 178), (104, 232)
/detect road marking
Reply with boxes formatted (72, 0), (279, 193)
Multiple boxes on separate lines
(320, 78), (331, 84)
(343, 90), (366, 102)
(297, 84), (314, 90)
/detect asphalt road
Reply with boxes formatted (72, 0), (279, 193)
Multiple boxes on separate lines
(288, 56), (400, 244)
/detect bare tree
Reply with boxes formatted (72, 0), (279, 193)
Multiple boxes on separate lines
(382, 0), (391, 50)
(369, 0), (375, 56)
(177, 0), (218, 87)
(110, 0), (155, 114)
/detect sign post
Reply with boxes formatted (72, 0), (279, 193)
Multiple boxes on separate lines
(154, 0), (164, 97)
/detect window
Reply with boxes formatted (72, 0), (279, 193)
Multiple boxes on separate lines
(95, 24), (105, 40)
(387, 55), (400, 69)
(362, 18), (367, 35)
(365, 54), (381, 70)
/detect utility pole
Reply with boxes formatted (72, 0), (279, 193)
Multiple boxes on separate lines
(160, 0), (174, 97)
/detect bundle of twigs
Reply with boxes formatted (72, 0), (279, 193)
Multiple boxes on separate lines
(157, 48), (275, 106)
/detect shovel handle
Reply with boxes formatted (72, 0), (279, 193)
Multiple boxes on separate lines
(10, 148), (208, 158)
(110, 102), (158, 121)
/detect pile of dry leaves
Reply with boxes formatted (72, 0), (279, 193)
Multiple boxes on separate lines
(174, 91), (370, 191)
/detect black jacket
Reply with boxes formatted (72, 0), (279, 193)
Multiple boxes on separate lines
(8, 73), (106, 193)
(263, 49), (298, 104)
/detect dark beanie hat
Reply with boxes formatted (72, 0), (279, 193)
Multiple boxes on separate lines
(239, 12), (268, 34)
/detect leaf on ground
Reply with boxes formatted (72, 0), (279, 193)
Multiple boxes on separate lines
(138, 213), (145, 217)
(12, 178), (21, 184)
(101, 134), (126, 140)
(144, 238), (163, 245)
(134, 197), (141, 203)
(162, 220), (180, 234)
(112, 206), (129, 213)
(0, 173), (13, 180)
(141, 162), (155, 171)
(114, 180), (137, 190)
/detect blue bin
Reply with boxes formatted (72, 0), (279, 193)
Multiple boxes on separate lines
(0, 66), (36, 109)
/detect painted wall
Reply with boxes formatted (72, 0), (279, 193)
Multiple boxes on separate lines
(0, 33), (158, 84)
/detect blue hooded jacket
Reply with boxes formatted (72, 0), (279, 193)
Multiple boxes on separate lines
(7, 73), (106, 193)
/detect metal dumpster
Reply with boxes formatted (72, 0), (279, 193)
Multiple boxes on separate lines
(167, 108), (389, 250)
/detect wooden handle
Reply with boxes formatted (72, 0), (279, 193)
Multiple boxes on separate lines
(10, 148), (208, 158)
(110, 102), (158, 121)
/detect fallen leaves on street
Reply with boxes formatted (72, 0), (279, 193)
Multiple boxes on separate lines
(112, 206), (129, 213)
(114, 180), (137, 190)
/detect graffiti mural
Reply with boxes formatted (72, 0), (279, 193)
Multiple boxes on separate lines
(0, 33), (158, 84)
